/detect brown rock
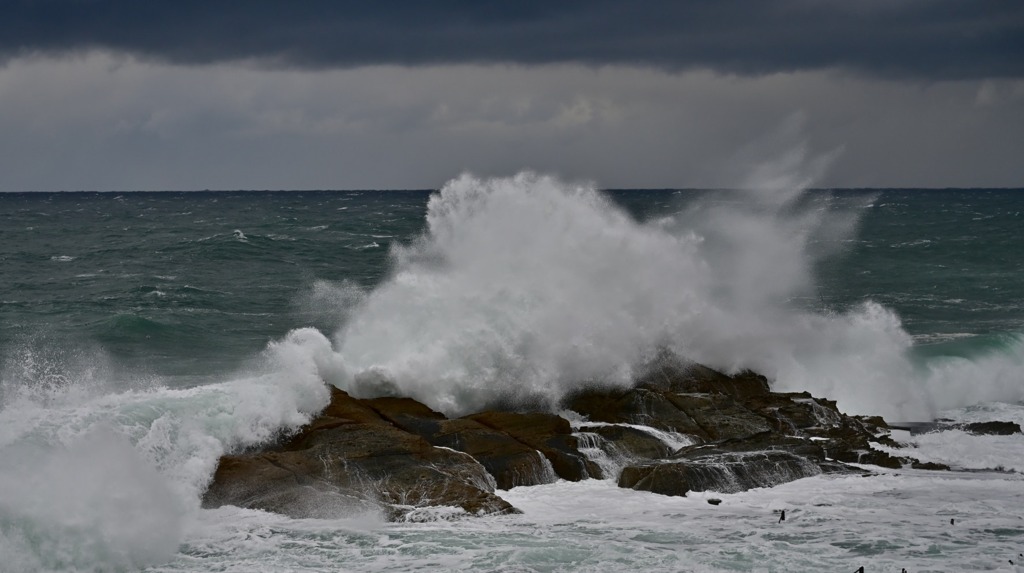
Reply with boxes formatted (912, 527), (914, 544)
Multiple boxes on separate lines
(468, 411), (602, 481)
(203, 451), (378, 518)
(363, 396), (447, 434)
(203, 388), (518, 520)
(358, 396), (554, 489)
(663, 393), (774, 441)
(563, 387), (711, 438)
(205, 355), (924, 519)
(634, 354), (770, 400)
(415, 417), (557, 490)
(619, 450), (825, 497)
(743, 393), (844, 432)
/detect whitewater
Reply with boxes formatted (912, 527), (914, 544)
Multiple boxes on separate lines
(0, 170), (1022, 572)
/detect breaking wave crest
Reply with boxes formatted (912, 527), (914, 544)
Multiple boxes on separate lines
(326, 171), (1022, 421)
(0, 329), (336, 572)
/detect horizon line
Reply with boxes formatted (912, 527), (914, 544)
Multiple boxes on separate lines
(2, 186), (1023, 194)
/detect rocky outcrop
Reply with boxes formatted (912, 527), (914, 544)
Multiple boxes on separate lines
(563, 356), (923, 497)
(204, 354), (964, 517)
(615, 431), (852, 497)
(362, 396), (558, 490)
(203, 387), (597, 520)
(636, 359), (771, 400)
(576, 424), (675, 461)
(961, 421), (1022, 436)
(467, 411), (602, 481)
(894, 419), (1022, 437)
(619, 450), (827, 497)
(406, 417), (556, 490)
(565, 387), (708, 435)
(203, 388), (518, 520)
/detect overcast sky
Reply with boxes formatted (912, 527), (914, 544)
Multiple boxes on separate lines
(1, 1), (1022, 190)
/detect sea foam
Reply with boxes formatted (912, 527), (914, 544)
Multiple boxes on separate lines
(0, 328), (336, 571)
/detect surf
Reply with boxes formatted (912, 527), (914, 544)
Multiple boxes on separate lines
(324, 171), (1021, 422)
(0, 328), (337, 571)
(1, 175), (1022, 571)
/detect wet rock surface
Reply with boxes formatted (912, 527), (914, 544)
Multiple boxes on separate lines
(203, 387), (601, 519)
(467, 411), (602, 481)
(618, 450), (828, 497)
(563, 356), (930, 496)
(204, 357), (975, 518)
(576, 424), (675, 461)
(960, 421), (1022, 436)
(203, 388), (520, 520)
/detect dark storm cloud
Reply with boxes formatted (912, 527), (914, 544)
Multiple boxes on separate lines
(2, 0), (1022, 79)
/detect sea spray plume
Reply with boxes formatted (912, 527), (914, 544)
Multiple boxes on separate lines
(0, 340), (185, 571)
(294, 278), (369, 334)
(334, 172), (710, 414)
(653, 127), (936, 420)
(917, 333), (1024, 412)
(672, 112), (845, 319)
(0, 333), (121, 409)
(330, 165), (942, 420)
(686, 126), (1022, 416)
(734, 112), (841, 205)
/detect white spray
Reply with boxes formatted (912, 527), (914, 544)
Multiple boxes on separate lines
(325, 158), (941, 421)
(0, 328), (339, 572)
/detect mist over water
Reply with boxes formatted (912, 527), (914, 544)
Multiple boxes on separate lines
(337, 172), (705, 413)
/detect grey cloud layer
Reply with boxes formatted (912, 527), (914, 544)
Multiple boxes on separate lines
(3, 0), (1023, 79)
(2, 55), (1021, 190)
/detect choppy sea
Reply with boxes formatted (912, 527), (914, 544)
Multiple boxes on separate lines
(1, 174), (1022, 572)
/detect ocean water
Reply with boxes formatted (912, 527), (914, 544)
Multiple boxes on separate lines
(0, 174), (1022, 572)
